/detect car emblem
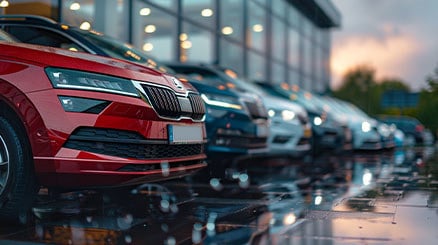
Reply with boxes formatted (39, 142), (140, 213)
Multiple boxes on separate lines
(171, 77), (184, 90)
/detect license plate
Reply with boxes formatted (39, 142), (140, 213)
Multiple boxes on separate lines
(168, 125), (203, 144)
(256, 124), (269, 137)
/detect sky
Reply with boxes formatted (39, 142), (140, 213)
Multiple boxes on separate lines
(330, 0), (438, 91)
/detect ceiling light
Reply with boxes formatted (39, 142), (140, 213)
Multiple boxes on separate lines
(144, 25), (156, 33)
(69, 2), (80, 11)
(0, 0), (9, 8)
(181, 40), (192, 49)
(201, 8), (213, 17)
(139, 8), (151, 16)
(79, 21), (91, 30)
(252, 24), (263, 32)
(142, 43), (154, 52)
(221, 26), (233, 35)
(179, 33), (188, 41)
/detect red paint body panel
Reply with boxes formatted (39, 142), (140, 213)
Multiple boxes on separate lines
(0, 42), (207, 188)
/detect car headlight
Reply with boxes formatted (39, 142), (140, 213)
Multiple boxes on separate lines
(45, 67), (139, 97)
(313, 116), (323, 126)
(362, 121), (371, 132)
(201, 93), (242, 110)
(281, 110), (295, 121)
(268, 109), (276, 118)
(378, 124), (391, 137)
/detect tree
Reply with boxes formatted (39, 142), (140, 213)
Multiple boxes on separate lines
(425, 64), (438, 93)
(333, 65), (381, 115)
(416, 63), (438, 136)
(379, 78), (410, 91)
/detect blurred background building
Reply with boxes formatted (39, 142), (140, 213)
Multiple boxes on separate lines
(1, 0), (340, 93)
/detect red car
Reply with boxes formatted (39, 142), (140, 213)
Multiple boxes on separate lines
(0, 42), (207, 222)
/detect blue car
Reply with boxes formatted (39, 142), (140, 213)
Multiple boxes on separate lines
(183, 76), (269, 157)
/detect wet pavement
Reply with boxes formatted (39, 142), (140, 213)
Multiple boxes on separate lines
(1, 146), (437, 244)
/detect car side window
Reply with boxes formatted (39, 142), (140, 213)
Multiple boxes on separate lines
(4, 26), (86, 52)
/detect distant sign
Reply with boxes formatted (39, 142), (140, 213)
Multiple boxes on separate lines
(381, 90), (419, 108)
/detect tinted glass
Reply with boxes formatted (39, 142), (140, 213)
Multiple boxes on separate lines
(5, 26), (85, 52)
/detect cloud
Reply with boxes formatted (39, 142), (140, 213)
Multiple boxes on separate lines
(331, 34), (420, 89)
(331, 0), (438, 91)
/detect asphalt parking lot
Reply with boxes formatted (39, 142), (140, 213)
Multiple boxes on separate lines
(1, 146), (437, 245)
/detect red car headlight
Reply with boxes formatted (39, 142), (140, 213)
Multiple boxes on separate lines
(45, 67), (139, 97)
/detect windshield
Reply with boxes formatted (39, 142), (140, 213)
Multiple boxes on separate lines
(0, 29), (17, 42)
(75, 28), (175, 75)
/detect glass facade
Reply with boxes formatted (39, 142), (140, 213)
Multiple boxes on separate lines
(132, 1), (178, 61)
(3, 0), (337, 93)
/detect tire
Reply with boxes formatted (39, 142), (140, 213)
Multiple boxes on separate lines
(0, 116), (38, 224)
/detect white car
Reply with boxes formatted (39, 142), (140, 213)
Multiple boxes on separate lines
(228, 78), (312, 157)
(263, 95), (312, 157)
(321, 97), (383, 150)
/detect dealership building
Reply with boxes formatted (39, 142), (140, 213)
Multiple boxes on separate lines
(2, 0), (340, 93)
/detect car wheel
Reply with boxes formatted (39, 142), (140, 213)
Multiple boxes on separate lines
(0, 116), (38, 224)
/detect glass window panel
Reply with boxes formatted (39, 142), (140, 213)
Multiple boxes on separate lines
(288, 27), (299, 68)
(288, 69), (299, 85)
(302, 37), (313, 76)
(271, 16), (285, 62)
(271, 62), (285, 84)
(248, 51), (266, 82)
(219, 38), (244, 77)
(314, 46), (321, 81)
(251, 0), (267, 7)
(5, 0), (58, 19)
(62, 0), (94, 27)
(248, 1), (266, 52)
(182, 0), (215, 30)
(181, 21), (214, 63)
(62, 0), (129, 41)
(322, 50), (330, 83)
(272, 0), (286, 19)
(148, 0), (177, 12)
(288, 4), (299, 27)
(301, 16), (312, 38)
(321, 29), (331, 50)
(220, 0), (244, 42)
(302, 75), (312, 91)
(132, 1), (177, 61)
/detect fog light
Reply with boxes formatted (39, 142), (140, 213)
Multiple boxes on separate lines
(58, 96), (110, 113)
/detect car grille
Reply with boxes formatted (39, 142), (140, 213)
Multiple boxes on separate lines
(64, 127), (204, 159)
(243, 101), (268, 119)
(142, 85), (205, 120)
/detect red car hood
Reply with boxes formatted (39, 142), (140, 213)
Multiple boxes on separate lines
(0, 42), (189, 93)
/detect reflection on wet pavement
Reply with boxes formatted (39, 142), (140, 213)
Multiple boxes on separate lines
(1, 146), (437, 244)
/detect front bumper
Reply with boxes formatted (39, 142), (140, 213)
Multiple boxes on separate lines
(267, 120), (312, 157)
(28, 87), (207, 188)
(205, 107), (268, 155)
